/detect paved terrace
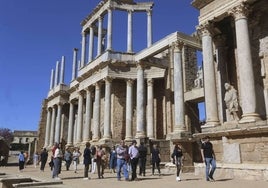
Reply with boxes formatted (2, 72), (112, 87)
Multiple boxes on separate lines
(0, 164), (267, 188)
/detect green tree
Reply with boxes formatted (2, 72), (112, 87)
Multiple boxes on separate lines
(0, 128), (14, 145)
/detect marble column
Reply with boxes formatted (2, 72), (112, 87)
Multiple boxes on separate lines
(127, 10), (133, 53)
(230, 4), (261, 123)
(198, 23), (220, 126)
(60, 56), (65, 84)
(147, 79), (154, 139)
(88, 26), (94, 62)
(54, 103), (62, 144)
(76, 92), (84, 143)
(83, 88), (92, 142)
(147, 9), (152, 47)
(81, 31), (86, 67)
(93, 83), (101, 141)
(107, 8), (113, 51)
(97, 16), (103, 56)
(54, 61), (60, 87)
(136, 63), (146, 138)
(125, 79), (134, 140)
(44, 108), (51, 147)
(173, 41), (186, 132)
(50, 69), (54, 90)
(103, 77), (112, 139)
(49, 107), (56, 146)
(72, 48), (78, 80)
(67, 102), (74, 146)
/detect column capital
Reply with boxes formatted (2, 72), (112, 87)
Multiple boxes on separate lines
(81, 31), (87, 37)
(126, 79), (134, 86)
(104, 76), (113, 83)
(147, 78), (154, 86)
(98, 16), (103, 22)
(137, 61), (145, 70)
(229, 3), (250, 21)
(146, 9), (152, 16)
(73, 48), (78, 52)
(197, 22), (214, 37)
(172, 40), (184, 52)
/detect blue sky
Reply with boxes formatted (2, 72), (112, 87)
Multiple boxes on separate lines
(0, 0), (200, 131)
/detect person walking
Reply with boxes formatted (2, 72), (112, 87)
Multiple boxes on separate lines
(40, 148), (48, 172)
(201, 136), (216, 181)
(129, 140), (140, 181)
(138, 142), (147, 176)
(52, 142), (63, 180)
(171, 144), (184, 181)
(64, 147), (72, 171)
(116, 140), (129, 181)
(33, 152), (39, 168)
(109, 146), (117, 173)
(90, 145), (96, 174)
(95, 145), (106, 179)
(73, 147), (81, 173)
(151, 144), (161, 176)
(83, 142), (92, 180)
(18, 151), (25, 172)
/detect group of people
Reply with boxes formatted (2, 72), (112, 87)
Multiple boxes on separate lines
(17, 136), (217, 182)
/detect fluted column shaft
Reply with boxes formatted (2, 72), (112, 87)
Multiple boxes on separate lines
(76, 93), (83, 143)
(147, 9), (152, 47)
(107, 8), (113, 50)
(93, 83), (101, 140)
(54, 104), (62, 144)
(50, 69), (54, 90)
(88, 27), (94, 62)
(44, 108), (51, 147)
(147, 79), (154, 139)
(49, 107), (56, 146)
(127, 10), (133, 53)
(72, 48), (78, 80)
(97, 17), (103, 56)
(125, 79), (133, 140)
(67, 102), (74, 146)
(83, 89), (92, 142)
(81, 31), (86, 67)
(54, 61), (60, 87)
(60, 56), (65, 84)
(103, 78), (112, 139)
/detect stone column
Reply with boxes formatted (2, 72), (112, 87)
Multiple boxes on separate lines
(44, 108), (51, 147)
(49, 106), (56, 146)
(54, 61), (60, 87)
(93, 82), (101, 141)
(147, 78), (154, 139)
(97, 16), (103, 56)
(198, 23), (220, 126)
(136, 63), (146, 138)
(67, 102), (74, 146)
(54, 103), (62, 144)
(127, 10), (133, 53)
(72, 48), (78, 80)
(173, 41), (186, 132)
(125, 79), (134, 140)
(76, 92), (84, 143)
(88, 26), (94, 62)
(83, 88), (92, 142)
(103, 77), (112, 139)
(147, 9), (152, 47)
(107, 8), (113, 51)
(59, 56), (65, 84)
(81, 31), (86, 67)
(230, 4), (261, 123)
(50, 69), (54, 90)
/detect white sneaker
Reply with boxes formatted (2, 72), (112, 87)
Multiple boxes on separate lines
(53, 177), (61, 180)
(83, 177), (90, 180)
(176, 176), (181, 181)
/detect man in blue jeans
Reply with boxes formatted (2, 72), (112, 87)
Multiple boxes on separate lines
(116, 140), (129, 181)
(201, 136), (216, 181)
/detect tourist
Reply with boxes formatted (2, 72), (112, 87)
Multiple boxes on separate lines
(171, 144), (184, 181)
(18, 151), (25, 172)
(83, 142), (92, 180)
(138, 142), (147, 176)
(40, 148), (48, 172)
(23, 151), (28, 168)
(72, 147), (81, 173)
(129, 140), (140, 181)
(64, 147), (72, 171)
(95, 145), (106, 179)
(201, 136), (216, 181)
(109, 146), (117, 173)
(116, 140), (129, 181)
(52, 142), (63, 179)
(151, 144), (161, 176)
(90, 145), (96, 174)
(33, 152), (39, 168)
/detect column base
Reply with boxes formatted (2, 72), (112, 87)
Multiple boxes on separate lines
(124, 137), (133, 142)
(203, 120), (220, 128)
(239, 113), (261, 124)
(135, 131), (146, 139)
(170, 130), (192, 142)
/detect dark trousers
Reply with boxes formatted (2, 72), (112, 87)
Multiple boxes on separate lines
(96, 159), (104, 178)
(19, 161), (24, 170)
(139, 157), (146, 176)
(130, 158), (139, 180)
(152, 161), (160, 175)
(40, 160), (47, 171)
(84, 164), (90, 177)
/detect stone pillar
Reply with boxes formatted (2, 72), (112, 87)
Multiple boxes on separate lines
(147, 78), (154, 139)
(54, 103), (62, 144)
(173, 41), (186, 132)
(50, 69), (54, 90)
(127, 10), (133, 53)
(72, 48), (78, 80)
(97, 16), (103, 56)
(88, 26), (94, 62)
(93, 82), (101, 141)
(198, 23), (220, 126)
(147, 9), (152, 47)
(125, 79), (134, 140)
(59, 56), (65, 84)
(136, 63), (146, 138)
(76, 92), (84, 143)
(49, 107), (56, 146)
(44, 108), (51, 147)
(54, 61), (60, 87)
(230, 4), (261, 123)
(107, 8), (113, 51)
(67, 102), (74, 146)
(81, 31), (86, 67)
(103, 77), (112, 139)
(83, 88), (92, 142)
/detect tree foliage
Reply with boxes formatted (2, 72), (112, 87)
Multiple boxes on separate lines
(0, 128), (14, 145)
